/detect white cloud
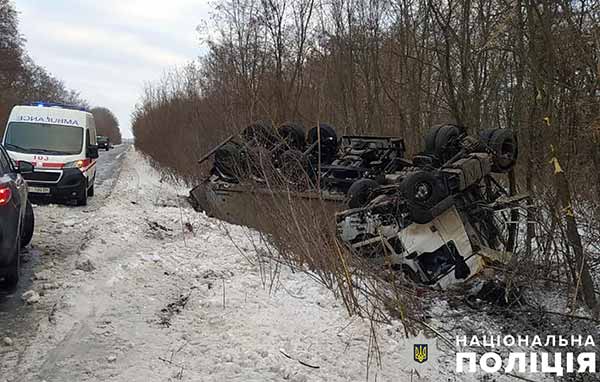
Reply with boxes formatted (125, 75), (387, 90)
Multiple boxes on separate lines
(111, 0), (205, 24)
(43, 22), (189, 68)
(16, 0), (212, 138)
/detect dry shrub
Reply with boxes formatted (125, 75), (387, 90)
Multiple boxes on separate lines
(491, 179), (600, 314)
(209, 155), (422, 331)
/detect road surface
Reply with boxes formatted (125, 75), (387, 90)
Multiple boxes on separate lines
(0, 144), (129, 365)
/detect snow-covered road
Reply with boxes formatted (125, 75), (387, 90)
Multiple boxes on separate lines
(0, 147), (451, 382)
(0, 144), (129, 350)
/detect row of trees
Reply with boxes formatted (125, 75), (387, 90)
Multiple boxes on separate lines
(0, 0), (86, 135)
(91, 107), (122, 144)
(1, 0), (120, 142)
(134, 0), (599, 193)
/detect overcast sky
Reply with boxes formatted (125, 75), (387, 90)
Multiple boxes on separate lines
(17, 0), (211, 138)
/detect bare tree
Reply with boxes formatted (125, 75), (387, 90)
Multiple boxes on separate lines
(91, 107), (122, 144)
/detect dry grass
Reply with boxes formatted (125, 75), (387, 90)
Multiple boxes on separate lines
(206, 154), (423, 335)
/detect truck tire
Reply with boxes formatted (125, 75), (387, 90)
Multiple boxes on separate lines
(424, 125), (445, 153)
(307, 123), (337, 145)
(214, 142), (244, 177)
(347, 179), (379, 208)
(307, 123), (338, 164)
(479, 129), (518, 173)
(424, 124), (465, 163)
(435, 125), (464, 162)
(242, 121), (278, 148)
(402, 171), (448, 210)
(21, 201), (34, 247)
(278, 122), (306, 151)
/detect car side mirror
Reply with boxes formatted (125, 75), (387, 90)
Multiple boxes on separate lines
(17, 161), (34, 174)
(87, 145), (99, 159)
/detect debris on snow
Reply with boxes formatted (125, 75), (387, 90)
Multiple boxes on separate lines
(40, 282), (60, 290)
(2, 337), (13, 347)
(33, 270), (51, 281)
(63, 219), (77, 227)
(157, 292), (192, 328)
(145, 219), (173, 239)
(146, 220), (172, 232)
(279, 349), (320, 369)
(464, 279), (525, 309)
(75, 258), (96, 272)
(21, 290), (40, 304)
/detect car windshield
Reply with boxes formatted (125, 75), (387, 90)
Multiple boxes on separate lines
(4, 122), (84, 155)
(97, 137), (108, 143)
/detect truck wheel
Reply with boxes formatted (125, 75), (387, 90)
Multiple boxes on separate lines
(242, 121), (278, 148)
(307, 123), (338, 164)
(1, 241), (20, 289)
(347, 179), (379, 208)
(480, 129), (518, 173)
(21, 201), (34, 247)
(214, 143), (245, 178)
(402, 171), (448, 210)
(424, 125), (445, 153)
(278, 122), (306, 151)
(307, 123), (337, 145)
(436, 125), (464, 162)
(424, 124), (465, 163)
(77, 183), (88, 206)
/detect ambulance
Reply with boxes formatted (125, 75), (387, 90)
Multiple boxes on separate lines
(2, 102), (99, 206)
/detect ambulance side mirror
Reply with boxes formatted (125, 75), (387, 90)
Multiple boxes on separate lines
(87, 145), (99, 159)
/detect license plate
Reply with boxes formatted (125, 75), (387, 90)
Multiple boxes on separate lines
(29, 186), (50, 194)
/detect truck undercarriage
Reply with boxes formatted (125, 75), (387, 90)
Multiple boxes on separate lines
(189, 122), (526, 288)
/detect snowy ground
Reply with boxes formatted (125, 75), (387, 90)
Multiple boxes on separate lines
(0, 147), (596, 381)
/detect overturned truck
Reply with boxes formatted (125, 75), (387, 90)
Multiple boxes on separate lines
(189, 122), (526, 288)
(190, 121), (406, 224)
(338, 125), (526, 288)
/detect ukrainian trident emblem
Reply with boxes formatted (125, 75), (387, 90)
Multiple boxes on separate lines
(414, 344), (428, 363)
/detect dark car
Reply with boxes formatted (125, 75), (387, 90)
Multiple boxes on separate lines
(0, 144), (34, 288)
(97, 136), (110, 151)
